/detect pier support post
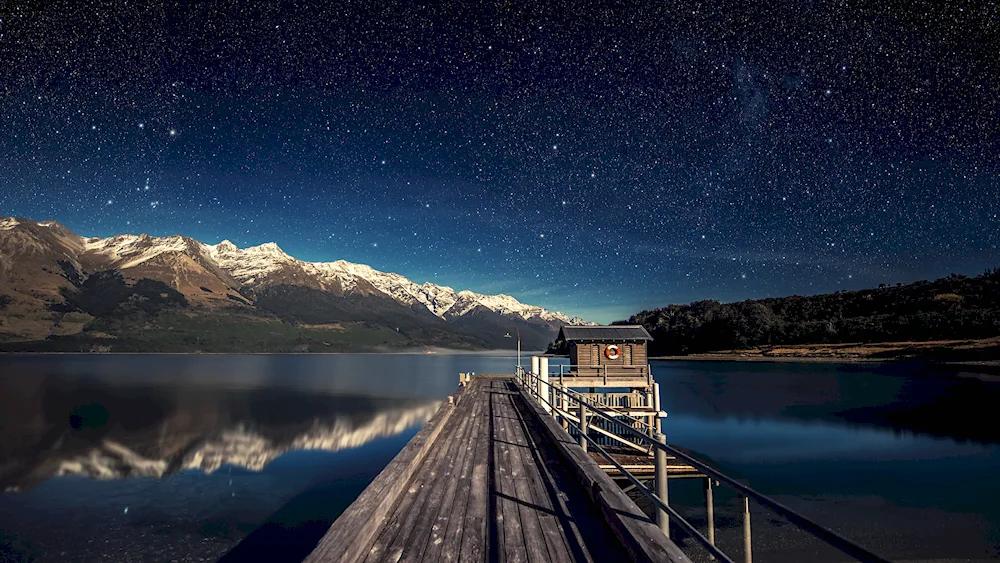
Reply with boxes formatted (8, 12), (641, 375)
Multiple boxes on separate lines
(654, 432), (669, 537)
(705, 478), (716, 557)
(742, 495), (752, 563)
(539, 356), (550, 413)
(577, 401), (588, 452)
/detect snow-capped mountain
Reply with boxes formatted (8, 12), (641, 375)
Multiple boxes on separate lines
(0, 217), (590, 351)
(78, 230), (584, 324)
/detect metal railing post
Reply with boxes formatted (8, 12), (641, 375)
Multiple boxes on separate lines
(654, 432), (669, 537)
(742, 496), (752, 563)
(705, 478), (716, 558)
(578, 400), (588, 452)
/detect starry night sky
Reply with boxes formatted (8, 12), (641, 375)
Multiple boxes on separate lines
(1, 1), (998, 322)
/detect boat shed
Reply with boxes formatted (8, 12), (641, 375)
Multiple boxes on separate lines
(556, 325), (653, 382)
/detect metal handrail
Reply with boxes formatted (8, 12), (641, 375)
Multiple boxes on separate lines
(557, 387), (657, 453)
(553, 363), (650, 369)
(520, 371), (735, 563)
(515, 366), (892, 563)
(561, 386), (658, 432)
(551, 363), (651, 379)
(559, 382), (668, 450)
(518, 367), (733, 561)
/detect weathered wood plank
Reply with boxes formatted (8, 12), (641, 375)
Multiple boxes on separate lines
(399, 385), (481, 562)
(493, 384), (528, 562)
(528, 433), (598, 563)
(433, 381), (487, 562)
(494, 385), (549, 563)
(362, 408), (461, 561)
(458, 381), (491, 562)
(305, 390), (461, 563)
(416, 382), (486, 562)
(368, 383), (476, 562)
(362, 393), (466, 560)
(515, 386), (604, 498)
(505, 385), (578, 563)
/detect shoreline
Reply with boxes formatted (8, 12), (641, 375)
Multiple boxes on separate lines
(652, 354), (1000, 379)
(0, 349), (539, 357)
(650, 355), (888, 363)
(651, 336), (1000, 365)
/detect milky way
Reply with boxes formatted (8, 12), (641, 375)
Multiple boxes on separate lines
(1, 1), (997, 321)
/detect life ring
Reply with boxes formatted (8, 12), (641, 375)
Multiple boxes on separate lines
(604, 344), (620, 360)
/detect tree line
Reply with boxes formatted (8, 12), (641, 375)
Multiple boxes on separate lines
(623, 268), (1000, 356)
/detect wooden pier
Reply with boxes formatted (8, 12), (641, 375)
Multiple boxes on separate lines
(306, 327), (890, 563)
(305, 376), (691, 563)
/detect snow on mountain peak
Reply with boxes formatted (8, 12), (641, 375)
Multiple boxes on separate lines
(446, 290), (573, 323)
(299, 260), (575, 322)
(206, 240), (298, 285)
(82, 232), (202, 269)
(251, 241), (286, 255)
(21, 220), (585, 324)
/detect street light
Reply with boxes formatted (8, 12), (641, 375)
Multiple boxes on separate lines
(503, 328), (521, 369)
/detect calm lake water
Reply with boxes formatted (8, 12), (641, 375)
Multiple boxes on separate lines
(0, 354), (998, 562)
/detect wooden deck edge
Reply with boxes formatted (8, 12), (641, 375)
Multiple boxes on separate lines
(304, 386), (465, 563)
(513, 384), (693, 563)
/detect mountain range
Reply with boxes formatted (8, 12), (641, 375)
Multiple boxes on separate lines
(0, 217), (588, 352)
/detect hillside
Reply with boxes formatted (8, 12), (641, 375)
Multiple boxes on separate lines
(0, 217), (588, 353)
(628, 269), (1000, 359)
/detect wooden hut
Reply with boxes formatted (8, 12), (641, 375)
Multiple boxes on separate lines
(555, 325), (653, 387)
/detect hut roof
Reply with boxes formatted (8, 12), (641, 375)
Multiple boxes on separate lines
(557, 325), (652, 342)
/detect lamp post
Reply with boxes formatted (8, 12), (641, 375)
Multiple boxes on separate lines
(503, 328), (521, 369)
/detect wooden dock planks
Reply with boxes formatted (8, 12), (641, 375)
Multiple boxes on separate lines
(307, 377), (691, 563)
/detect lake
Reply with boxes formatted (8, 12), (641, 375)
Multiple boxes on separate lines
(0, 355), (998, 562)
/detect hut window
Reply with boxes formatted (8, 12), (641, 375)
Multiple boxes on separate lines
(624, 344), (632, 365)
(590, 344), (599, 366)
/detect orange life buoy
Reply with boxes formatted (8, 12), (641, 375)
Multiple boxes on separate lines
(604, 344), (620, 360)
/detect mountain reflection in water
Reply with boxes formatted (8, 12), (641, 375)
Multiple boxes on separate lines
(0, 360), (441, 491)
(0, 354), (525, 563)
